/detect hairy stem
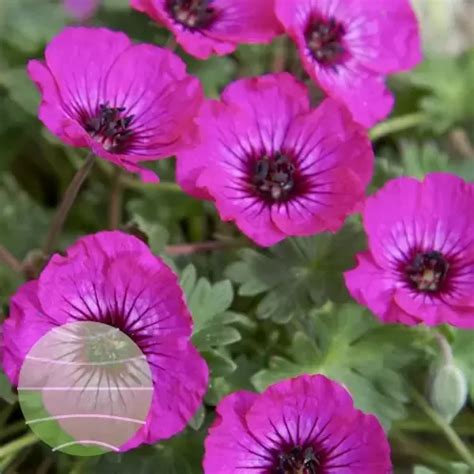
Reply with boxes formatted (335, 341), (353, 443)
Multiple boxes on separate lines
(434, 331), (454, 365)
(109, 167), (123, 229)
(369, 112), (427, 141)
(410, 387), (474, 468)
(0, 245), (22, 273)
(43, 153), (95, 255)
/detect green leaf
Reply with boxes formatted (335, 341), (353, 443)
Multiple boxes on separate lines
(398, 140), (450, 178)
(226, 224), (365, 323)
(0, 67), (39, 115)
(187, 404), (205, 431)
(252, 304), (422, 428)
(406, 51), (474, 132)
(179, 266), (242, 381)
(0, 175), (49, 259)
(85, 428), (204, 474)
(187, 279), (234, 332)
(130, 215), (169, 255)
(202, 349), (237, 378)
(452, 330), (474, 403)
(1, 0), (67, 53)
(414, 467), (437, 474)
(0, 369), (16, 404)
(188, 56), (237, 98)
(193, 325), (241, 348)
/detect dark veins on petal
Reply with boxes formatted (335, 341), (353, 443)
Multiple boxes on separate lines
(305, 17), (346, 65)
(85, 102), (135, 153)
(167, 0), (218, 29)
(252, 152), (297, 202)
(405, 251), (450, 293)
(273, 445), (321, 474)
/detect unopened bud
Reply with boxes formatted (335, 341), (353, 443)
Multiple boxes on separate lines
(429, 362), (468, 423)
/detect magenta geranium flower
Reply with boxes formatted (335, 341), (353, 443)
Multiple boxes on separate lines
(1, 231), (209, 448)
(275, 0), (422, 127)
(176, 73), (374, 246)
(345, 173), (474, 328)
(204, 374), (391, 473)
(28, 27), (203, 182)
(130, 0), (282, 59)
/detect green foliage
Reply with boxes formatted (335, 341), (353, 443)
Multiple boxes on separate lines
(0, 175), (49, 259)
(0, 0), (473, 472)
(452, 330), (474, 403)
(181, 265), (252, 379)
(226, 223), (365, 323)
(0, 369), (15, 404)
(252, 304), (423, 429)
(406, 51), (474, 133)
(84, 428), (204, 474)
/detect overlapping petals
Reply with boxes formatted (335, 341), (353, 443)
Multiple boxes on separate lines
(177, 73), (374, 246)
(28, 27), (203, 182)
(131, 0), (282, 59)
(1, 231), (209, 448)
(345, 173), (474, 328)
(275, 0), (422, 126)
(204, 374), (391, 473)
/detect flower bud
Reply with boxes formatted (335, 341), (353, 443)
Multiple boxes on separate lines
(429, 362), (468, 423)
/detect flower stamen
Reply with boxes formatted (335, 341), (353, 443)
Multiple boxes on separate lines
(253, 153), (296, 201)
(275, 446), (321, 474)
(168, 0), (217, 29)
(406, 251), (449, 292)
(305, 17), (346, 65)
(85, 102), (135, 153)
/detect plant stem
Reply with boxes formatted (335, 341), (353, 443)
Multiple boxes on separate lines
(0, 432), (38, 459)
(0, 420), (27, 443)
(121, 176), (182, 193)
(369, 112), (427, 141)
(434, 331), (454, 365)
(390, 431), (453, 472)
(0, 245), (22, 273)
(272, 37), (288, 73)
(43, 153), (95, 255)
(108, 167), (123, 229)
(164, 240), (244, 256)
(165, 35), (177, 51)
(395, 418), (474, 436)
(410, 387), (474, 468)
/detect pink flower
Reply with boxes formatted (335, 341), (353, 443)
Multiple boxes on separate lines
(130, 0), (282, 59)
(177, 73), (374, 246)
(64, 0), (100, 21)
(1, 231), (209, 448)
(275, 0), (422, 127)
(28, 27), (203, 182)
(345, 173), (474, 328)
(203, 374), (391, 473)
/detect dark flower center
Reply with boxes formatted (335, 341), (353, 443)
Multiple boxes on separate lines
(405, 251), (449, 292)
(274, 446), (321, 474)
(253, 153), (296, 202)
(305, 17), (346, 65)
(85, 102), (134, 153)
(167, 0), (217, 29)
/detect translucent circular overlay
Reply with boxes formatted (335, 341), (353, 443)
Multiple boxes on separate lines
(18, 321), (153, 456)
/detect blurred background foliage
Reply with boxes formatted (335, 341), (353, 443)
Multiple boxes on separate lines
(0, 0), (473, 473)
